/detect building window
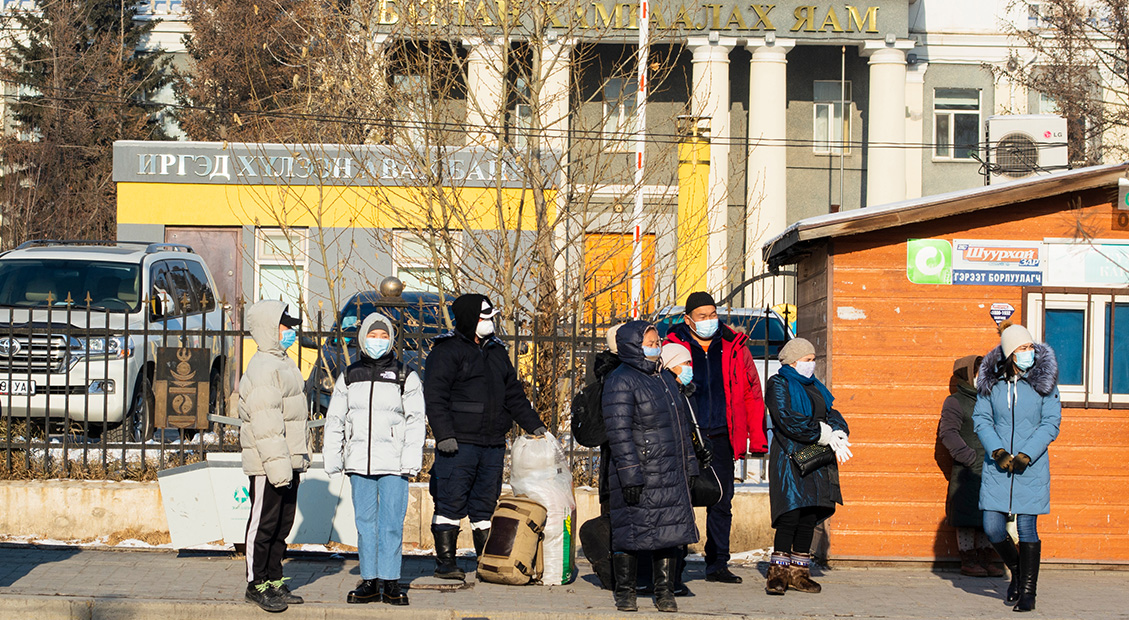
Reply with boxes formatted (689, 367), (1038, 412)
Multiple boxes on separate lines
(509, 77), (533, 152)
(813, 81), (851, 155)
(392, 230), (458, 294)
(392, 74), (428, 147)
(1026, 289), (1129, 405)
(933, 88), (981, 160)
(1027, 1), (1044, 29)
(255, 228), (308, 318)
(603, 76), (639, 150)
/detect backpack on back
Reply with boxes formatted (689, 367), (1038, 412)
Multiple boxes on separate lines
(570, 381), (607, 448)
(476, 496), (547, 586)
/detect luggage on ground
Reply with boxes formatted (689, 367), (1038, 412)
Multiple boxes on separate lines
(476, 496), (547, 586)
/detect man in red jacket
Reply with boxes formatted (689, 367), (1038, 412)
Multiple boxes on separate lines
(664, 291), (767, 583)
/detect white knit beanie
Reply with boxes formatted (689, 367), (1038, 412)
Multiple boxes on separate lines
(660, 343), (693, 370)
(1000, 324), (1034, 358)
(605, 323), (622, 355)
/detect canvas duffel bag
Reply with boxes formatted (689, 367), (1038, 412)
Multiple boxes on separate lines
(476, 495), (547, 585)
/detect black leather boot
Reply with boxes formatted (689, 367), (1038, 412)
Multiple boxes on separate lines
(382, 580), (409, 606)
(346, 578), (382, 604)
(612, 552), (638, 612)
(432, 525), (466, 580)
(1014, 542), (1040, 612)
(473, 528), (491, 561)
(991, 538), (1021, 605)
(652, 552), (678, 612)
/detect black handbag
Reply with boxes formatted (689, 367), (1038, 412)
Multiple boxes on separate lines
(682, 394), (722, 507)
(790, 443), (835, 476)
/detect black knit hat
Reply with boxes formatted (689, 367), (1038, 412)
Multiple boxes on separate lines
(684, 291), (716, 316)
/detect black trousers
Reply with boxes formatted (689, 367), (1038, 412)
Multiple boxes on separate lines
(429, 444), (506, 529)
(704, 431), (736, 574)
(773, 507), (820, 555)
(244, 474), (300, 584)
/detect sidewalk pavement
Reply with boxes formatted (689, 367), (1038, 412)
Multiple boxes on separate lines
(0, 545), (1126, 620)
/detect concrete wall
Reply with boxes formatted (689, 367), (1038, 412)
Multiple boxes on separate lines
(0, 480), (772, 553)
(920, 63), (994, 197)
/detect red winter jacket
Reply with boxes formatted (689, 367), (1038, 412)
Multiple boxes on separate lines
(665, 324), (767, 457)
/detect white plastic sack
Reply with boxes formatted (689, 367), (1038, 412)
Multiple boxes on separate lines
(510, 432), (577, 585)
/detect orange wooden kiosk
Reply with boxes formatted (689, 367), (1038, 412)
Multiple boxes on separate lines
(765, 164), (1129, 564)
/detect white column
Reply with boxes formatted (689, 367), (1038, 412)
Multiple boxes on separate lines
(539, 40), (574, 300)
(688, 38), (735, 295)
(904, 61), (927, 200)
(745, 39), (794, 304)
(864, 45), (909, 207)
(463, 38), (507, 147)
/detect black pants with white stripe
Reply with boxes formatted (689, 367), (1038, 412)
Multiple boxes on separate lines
(244, 473), (300, 585)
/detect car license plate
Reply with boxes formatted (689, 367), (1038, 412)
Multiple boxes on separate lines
(0, 380), (36, 396)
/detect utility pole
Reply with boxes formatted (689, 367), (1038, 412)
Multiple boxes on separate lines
(629, 0), (649, 318)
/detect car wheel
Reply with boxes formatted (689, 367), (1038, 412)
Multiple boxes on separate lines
(107, 372), (154, 443)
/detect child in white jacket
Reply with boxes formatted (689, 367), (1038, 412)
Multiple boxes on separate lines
(324, 312), (425, 605)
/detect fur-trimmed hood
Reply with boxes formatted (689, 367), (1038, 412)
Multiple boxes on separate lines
(977, 342), (1058, 397)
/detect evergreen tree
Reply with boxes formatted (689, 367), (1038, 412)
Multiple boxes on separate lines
(0, 0), (171, 246)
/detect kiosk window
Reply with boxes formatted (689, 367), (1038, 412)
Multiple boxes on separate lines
(1027, 290), (1129, 405)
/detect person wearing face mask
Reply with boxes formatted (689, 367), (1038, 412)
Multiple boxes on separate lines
(974, 321), (1060, 613)
(238, 301), (310, 613)
(601, 322), (699, 613)
(663, 291), (766, 584)
(323, 313), (425, 606)
(936, 355), (1003, 578)
(763, 337), (849, 596)
(423, 293), (547, 581)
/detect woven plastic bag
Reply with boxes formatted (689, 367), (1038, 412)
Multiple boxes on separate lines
(509, 432), (576, 585)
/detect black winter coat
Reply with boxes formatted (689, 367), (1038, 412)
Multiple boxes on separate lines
(423, 331), (543, 446)
(601, 321), (699, 552)
(765, 372), (848, 526)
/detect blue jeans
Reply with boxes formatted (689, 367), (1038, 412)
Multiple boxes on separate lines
(350, 473), (410, 580)
(983, 511), (1040, 543)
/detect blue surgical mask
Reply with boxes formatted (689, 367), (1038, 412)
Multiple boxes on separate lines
(364, 337), (391, 359)
(1014, 349), (1035, 371)
(677, 366), (694, 385)
(690, 317), (719, 339)
(279, 329), (297, 350)
(643, 346), (662, 360)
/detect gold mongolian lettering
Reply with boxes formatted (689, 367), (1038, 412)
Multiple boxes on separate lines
(593, 1), (614, 27)
(474, 0), (495, 25)
(845, 5), (879, 33)
(379, 0), (398, 24)
(574, 4), (590, 28)
(670, 5), (702, 29)
(725, 6), (747, 29)
(615, 3), (638, 28)
(750, 4), (774, 29)
(791, 5), (817, 32)
(544, 1), (567, 27)
(651, 6), (668, 28)
(704, 4), (724, 29)
(820, 6), (843, 32)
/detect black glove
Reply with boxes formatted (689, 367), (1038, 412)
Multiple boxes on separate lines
(622, 485), (643, 506)
(992, 448), (1013, 472)
(437, 438), (459, 454)
(1011, 452), (1031, 474)
(697, 436), (714, 469)
(532, 426), (547, 437)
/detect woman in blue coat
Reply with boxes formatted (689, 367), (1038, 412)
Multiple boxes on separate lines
(764, 337), (850, 596)
(601, 321), (699, 613)
(974, 322), (1061, 613)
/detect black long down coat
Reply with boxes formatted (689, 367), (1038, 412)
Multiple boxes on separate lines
(601, 321), (700, 552)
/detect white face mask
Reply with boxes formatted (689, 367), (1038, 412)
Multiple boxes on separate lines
(795, 360), (816, 378)
(476, 319), (495, 338)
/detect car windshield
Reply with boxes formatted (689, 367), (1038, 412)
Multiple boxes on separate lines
(0, 259), (142, 313)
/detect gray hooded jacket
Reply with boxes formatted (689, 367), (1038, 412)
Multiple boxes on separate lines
(238, 300), (311, 485)
(323, 312), (426, 477)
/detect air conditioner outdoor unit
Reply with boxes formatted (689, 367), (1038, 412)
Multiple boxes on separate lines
(985, 114), (1069, 184)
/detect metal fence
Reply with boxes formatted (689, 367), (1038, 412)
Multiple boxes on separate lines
(0, 272), (795, 482)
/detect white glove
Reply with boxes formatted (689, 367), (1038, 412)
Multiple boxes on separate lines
(829, 430), (852, 463)
(817, 422), (833, 446)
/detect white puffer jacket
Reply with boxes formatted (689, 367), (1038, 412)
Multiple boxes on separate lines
(323, 312), (426, 477)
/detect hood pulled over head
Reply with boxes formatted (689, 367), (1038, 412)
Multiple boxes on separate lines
(616, 320), (659, 374)
(951, 354), (982, 391)
(247, 299), (288, 354)
(359, 312), (396, 359)
(451, 293), (492, 340)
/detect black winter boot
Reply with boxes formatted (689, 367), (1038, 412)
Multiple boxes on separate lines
(382, 580), (409, 606)
(991, 538), (1021, 605)
(1014, 542), (1041, 612)
(347, 578), (383, 604)
(473, 528), (491, 562)
(612, 552), (638, 612)
(652, 553), (678, 612)
(432, 525), (466, 580)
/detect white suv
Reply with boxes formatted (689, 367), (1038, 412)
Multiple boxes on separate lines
(0, 241), (232, 442)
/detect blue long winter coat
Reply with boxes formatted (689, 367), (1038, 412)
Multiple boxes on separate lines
(601, 321), (700, 552)
(974, 343), (1061, 516)
(765, 371), (848, 525)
